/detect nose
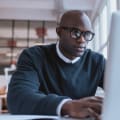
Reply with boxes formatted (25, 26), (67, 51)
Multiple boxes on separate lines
(77, 35), (86, 43)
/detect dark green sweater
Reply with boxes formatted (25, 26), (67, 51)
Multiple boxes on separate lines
(7, 44), (105, 115)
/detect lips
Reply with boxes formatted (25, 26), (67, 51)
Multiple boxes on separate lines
(74, 46), (86, 51)
(76, 48), (84, 52)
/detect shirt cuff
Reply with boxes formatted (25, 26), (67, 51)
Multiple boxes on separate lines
(56, 98), (72, 116)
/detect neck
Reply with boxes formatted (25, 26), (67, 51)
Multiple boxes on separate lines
(59, 43), (76, 60)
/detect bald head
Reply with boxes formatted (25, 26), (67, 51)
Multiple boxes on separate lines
(59, 10), (93, 32)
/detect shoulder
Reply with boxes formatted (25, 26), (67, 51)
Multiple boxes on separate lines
(85, 49), (106, 64)
(18, 44), (56, 64)
(21, 43), (56, 57)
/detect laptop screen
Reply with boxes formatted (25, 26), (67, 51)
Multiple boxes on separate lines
(102, 11), (120, 120)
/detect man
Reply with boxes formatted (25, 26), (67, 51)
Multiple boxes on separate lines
(7, 10), (105, 120)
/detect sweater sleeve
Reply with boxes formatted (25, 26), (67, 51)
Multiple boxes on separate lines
(7, 49), (69, 115)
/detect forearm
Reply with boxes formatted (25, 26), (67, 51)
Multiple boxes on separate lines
(7, 89), (69, 115)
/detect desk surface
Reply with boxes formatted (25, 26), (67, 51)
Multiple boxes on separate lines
(0, 115), (95, 120)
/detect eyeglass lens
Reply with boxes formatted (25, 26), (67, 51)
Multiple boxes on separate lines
(71, 29), (94, 41)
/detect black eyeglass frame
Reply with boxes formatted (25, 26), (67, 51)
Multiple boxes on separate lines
(60, 26), (95, 41)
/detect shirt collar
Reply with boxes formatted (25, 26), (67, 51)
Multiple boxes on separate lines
(56, 42), (80, 64)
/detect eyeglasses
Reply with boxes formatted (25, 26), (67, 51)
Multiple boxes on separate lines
(61, 26), (95, 41)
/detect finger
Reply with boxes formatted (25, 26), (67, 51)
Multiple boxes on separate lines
(94, 96), (104, 102)
(89, 96), (103, 103)
(68, 108), (94, 119)
(88, 102), (102, 114)
(81, 96), (103, 105)
(87, 107), (100, 120)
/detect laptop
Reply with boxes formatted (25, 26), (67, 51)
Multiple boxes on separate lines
(102, 11), (120, 120)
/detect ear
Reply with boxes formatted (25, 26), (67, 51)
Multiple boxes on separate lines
(56, 27), (61, 37)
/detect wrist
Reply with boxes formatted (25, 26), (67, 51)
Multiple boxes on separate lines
(61, 100), (72, 116)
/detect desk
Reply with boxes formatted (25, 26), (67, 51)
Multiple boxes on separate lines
(0, 115), (95, 120)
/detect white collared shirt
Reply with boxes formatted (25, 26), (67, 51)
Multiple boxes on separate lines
(56, 42), (80, 64)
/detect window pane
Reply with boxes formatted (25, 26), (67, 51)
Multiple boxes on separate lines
(0, 21), (12, 38)
(93, 17), (100, 51)
(109, 0), (117, 13)
(14, 21), (28, 39)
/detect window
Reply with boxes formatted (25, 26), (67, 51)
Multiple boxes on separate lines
(93, 0), (118, 58)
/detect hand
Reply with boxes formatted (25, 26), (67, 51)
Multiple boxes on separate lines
(61, 96), (103, 120)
